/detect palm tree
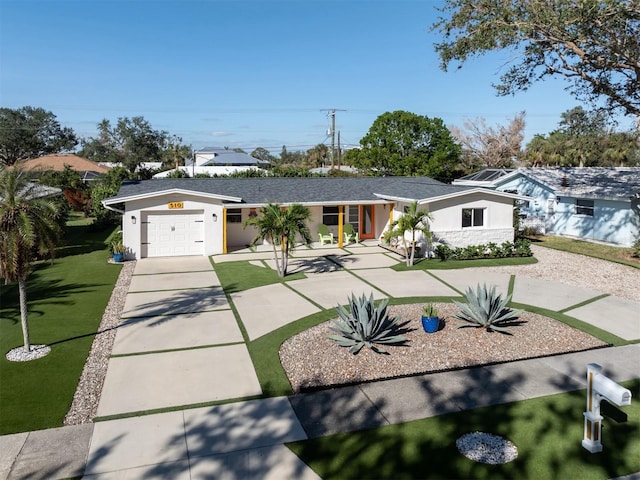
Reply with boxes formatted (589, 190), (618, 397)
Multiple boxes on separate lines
(0, 167), (61, 352)
(244, 202), (312, 277)
(392, 200), (432, 267)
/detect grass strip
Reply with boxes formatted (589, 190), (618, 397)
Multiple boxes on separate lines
(532, 236), (640, 269)
(558, 294), (610, 314)
(288, 380), (640, 480)
(93, 394), (265, 422)
(391, 256), (538, 271)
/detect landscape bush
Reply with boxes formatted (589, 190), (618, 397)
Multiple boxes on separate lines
(435, 239), (532, 261)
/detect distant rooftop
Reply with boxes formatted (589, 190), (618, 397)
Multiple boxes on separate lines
(195, 148), (266, 166)
(454, 168), (514, 183)
(516, 167), (640, 200)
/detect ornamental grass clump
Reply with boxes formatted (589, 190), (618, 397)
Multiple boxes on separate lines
(453, 283), (523, 334)
(327, 293), (409, 354)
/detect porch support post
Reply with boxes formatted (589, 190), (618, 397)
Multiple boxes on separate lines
(338, 205), (344, 248)
(222, 207), (227, 254)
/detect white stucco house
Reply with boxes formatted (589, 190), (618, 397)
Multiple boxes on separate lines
(454, 167), (640, 247)
(102, 176), (527, 259)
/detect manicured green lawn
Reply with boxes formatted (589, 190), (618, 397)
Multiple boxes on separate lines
(532, 235), (640, 269)
(288, 380), (640, 479)
(213, 260), (306, 293)
(0, 225), (120, 435)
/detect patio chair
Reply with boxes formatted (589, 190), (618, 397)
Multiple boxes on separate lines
(343, 223), (359, 244)
(318, 224), (334, 245)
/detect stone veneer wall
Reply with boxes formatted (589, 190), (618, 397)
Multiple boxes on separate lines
(433, 228), (515, 248)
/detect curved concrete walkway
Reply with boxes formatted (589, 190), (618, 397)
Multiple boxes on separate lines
(2, 245), (639, 479)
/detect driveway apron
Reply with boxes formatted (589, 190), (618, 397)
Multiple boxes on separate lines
(96, 257), (261, 418)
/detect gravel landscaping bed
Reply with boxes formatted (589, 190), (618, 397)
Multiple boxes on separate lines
(280, 302), (608, 392)
(481, 245), (640, 302)
(64, 260), (136, 425)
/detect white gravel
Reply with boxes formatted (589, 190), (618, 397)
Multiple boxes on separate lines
(5, 344), (51, 362)
(456, 432), (518, 464)
(481, 245), (640, 302)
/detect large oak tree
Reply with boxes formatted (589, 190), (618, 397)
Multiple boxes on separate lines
(0, 107), (77, 166)
(347, 111), (461, 182)
(432, 0), (640, 117)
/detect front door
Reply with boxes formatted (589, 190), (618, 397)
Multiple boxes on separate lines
(359, 204), (375, 239)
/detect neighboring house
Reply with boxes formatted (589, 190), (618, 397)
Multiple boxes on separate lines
(150, 148), (267, 178)
(194, 147), (267, 167)
(455, 167), (640, 247)
(20, 153), (110, 182)
(152, 165), (262, 178)
(102, 176), (526, 259)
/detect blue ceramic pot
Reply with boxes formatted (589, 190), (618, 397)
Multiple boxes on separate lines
(421, 315), (439, 333)
(113, 253), (124, 263)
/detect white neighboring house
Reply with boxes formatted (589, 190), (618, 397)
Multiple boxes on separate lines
(152, 147), (267, 178)
(102, 176), (527, 259)
(454, 167), (640, 247)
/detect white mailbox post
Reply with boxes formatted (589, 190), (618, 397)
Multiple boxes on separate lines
(583, 363), (632, 453)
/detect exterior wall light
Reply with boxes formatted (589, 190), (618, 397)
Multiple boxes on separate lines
(131, 215), (136, 224)
(212, 213), (218, 222)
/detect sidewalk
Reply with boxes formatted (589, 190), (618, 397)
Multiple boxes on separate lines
(2, 247), (639, 479)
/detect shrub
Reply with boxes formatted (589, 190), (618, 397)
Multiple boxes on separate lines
(632, 237), (640, 258)
(435, 244), (452, 261)
(453, 283), (523, 333)
(327, 293), (409, 354)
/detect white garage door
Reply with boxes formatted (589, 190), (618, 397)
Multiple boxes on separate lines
(142, 211), (205, 257)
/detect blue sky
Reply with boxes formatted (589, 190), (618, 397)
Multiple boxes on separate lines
(1, 0), (627, 154)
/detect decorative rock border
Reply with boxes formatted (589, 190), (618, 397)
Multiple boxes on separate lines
(456, 432), (518, 464)
(6, 344), (51, 362)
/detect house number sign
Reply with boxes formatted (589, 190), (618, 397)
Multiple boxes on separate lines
(168, 202), (184, 209)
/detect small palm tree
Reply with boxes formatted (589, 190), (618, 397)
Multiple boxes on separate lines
(244, 202), (313, 277)
(392, 200), (432, 267)
(0, 167), (62, 352)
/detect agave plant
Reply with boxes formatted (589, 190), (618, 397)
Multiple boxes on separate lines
(453, 283), (523, 333)
(327, 293), (408, 354)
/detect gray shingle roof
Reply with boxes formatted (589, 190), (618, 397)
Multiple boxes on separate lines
(516, 167), (640, 200)
(110, 176), (477, 205)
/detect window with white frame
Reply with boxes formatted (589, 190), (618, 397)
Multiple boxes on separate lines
(462, 208), (484, 227)
(226, 208), (242, 223)
(322, 206), (339, 226)
(575, 199), (594, 216)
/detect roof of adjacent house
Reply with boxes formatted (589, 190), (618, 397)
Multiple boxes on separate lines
(195, 148), (266, 166)
(20, 154), (110, 176)
(500, 167), (640, 201)
(105, 176), (525, 207)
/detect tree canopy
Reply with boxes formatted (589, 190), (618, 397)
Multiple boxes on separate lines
(346, 111), (461, 181)
(451, 112), (526, 170)
(79, 116), (177, 172)
(523, 106), (639, 166)
(432, 0), (640, 116)
(0, 106), (78, 166)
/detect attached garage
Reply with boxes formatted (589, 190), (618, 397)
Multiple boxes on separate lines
(141, 211), (205, 257)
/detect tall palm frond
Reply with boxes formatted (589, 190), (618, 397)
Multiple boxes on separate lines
(0, 167), (61, 351)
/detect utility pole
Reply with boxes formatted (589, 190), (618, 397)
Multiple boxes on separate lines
(321, 109), (346, 168)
